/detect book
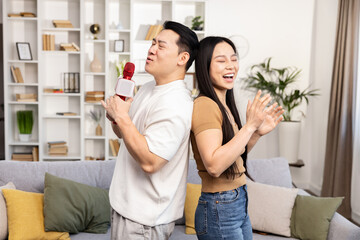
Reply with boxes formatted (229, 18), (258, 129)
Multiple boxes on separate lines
(32, 147), (39, 162)
(49, 147), (68, 154)
(16, 93), (37, 100)
(86, 91), (105, 95)
(145, 25), (155, 40)
(53, 20), (73, 28)
(113, 139), (120, 154)
(8, 13), (21, 18)
(50, 35), (55, 51)
(56, 112), (77, 116)
(42, 34), (47, 51)
(20, 12), (36, 17)
(10, 66), (18, 83)
(71, 42), (80, 51)
(109, 139), (116, 156)
(48, 141), (66, 146)
(14, 68), (24, 83)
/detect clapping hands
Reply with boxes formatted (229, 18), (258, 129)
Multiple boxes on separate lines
(246, 90), (284, 136)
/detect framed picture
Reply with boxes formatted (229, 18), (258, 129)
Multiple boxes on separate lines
(114, 40), (124, 52)
(16, 42), (33, 60)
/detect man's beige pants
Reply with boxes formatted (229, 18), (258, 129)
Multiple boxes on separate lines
(111, 209), (175, 240)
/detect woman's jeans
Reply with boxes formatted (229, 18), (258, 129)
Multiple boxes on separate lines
(195, 185), (253, 240)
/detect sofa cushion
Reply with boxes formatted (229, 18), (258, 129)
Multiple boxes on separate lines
(184, 183), (201, 234)
(2, 188), (70, 240)
(290, 195), (343, 240)
(0, 160), (115, 193)
(0, 182), (16, 240)
(44, 173), (111, 234)
(247, 157), (293, 188)
(247, 180), (298, 237)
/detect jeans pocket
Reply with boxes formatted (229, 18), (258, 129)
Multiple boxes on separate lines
(195, 200), (207, 235)
(219, 188), (240, 203)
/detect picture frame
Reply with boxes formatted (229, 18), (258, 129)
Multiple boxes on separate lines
(114, 40), (124, 52)
(16, 42), (33, 60)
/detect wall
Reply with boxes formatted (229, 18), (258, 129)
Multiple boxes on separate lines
(207, 0), (317, 188)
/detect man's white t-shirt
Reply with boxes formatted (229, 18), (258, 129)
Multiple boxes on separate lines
(109, 80), (193, 226)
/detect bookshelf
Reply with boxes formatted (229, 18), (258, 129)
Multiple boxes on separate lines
(3, 0), (207, 161)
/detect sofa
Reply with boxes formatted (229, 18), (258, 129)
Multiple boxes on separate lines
(0, 158), (359, 240)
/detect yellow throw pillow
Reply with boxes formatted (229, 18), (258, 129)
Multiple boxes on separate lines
(184, 183), (202, 234)
(2, 189), (70, 240)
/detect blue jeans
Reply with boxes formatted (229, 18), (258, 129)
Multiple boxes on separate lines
(195, 185), (253, 240)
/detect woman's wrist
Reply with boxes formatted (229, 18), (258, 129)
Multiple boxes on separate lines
(243, 123), (257, 135)
(254, 130), (263, 137)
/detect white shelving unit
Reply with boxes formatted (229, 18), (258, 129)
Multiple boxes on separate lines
(3, 0), (207, 161)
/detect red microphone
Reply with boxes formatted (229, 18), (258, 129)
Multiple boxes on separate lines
(112, 62), (135, 125)
(115, 62), (135, 101)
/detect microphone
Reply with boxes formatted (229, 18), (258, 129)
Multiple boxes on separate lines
(115, 62), (135, 101)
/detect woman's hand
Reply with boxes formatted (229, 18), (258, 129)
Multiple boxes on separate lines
(256, 102), (284, 136)
(245, 90), (272, 132)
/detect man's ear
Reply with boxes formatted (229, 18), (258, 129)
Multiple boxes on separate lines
(177, 52), (190, 68)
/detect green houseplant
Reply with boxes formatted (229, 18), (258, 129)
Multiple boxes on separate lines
(243, 58), (319, 163)
(17, 110), (33, 142)
(243, 58), (319, 121)
(191, 16), (204, 31)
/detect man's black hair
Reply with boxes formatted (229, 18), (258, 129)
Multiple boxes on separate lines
(163, 21), (199, 71)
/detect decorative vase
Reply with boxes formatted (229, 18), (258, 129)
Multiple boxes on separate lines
(278, 121), (301, 164)
(19, 134), (31, 142)
(90, 53), (102, 72)
(96, 123), (102, 136)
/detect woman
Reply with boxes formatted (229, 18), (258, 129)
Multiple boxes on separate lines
(191, 36), (284, 240)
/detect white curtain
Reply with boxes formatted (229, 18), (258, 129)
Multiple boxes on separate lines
(351, 27), (360, 224)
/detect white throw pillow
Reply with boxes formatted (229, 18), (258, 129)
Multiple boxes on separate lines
(0, 182), (16, 240)
(247, 180), (298, 237)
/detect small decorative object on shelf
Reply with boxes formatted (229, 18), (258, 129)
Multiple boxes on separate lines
(191, 16), (204, 31)
(90, 24), (100, 40)
(16, 110), (33, 142)
(63, 72), (80, 93)
(88, 110), (102, 136)
(114, 40), (124, 52)
(90, 53), (102, 72)
(52, 20), (73, 28)
(16, 42), (32, 60)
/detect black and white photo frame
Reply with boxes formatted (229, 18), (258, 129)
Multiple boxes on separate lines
(16, 42), (33, 60)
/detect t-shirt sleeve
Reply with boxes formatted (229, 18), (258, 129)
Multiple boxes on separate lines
(192, 97), (222, 135)
(144, 95), (193, 161)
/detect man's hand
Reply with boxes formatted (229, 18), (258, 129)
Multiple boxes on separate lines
(101, 95), (133, 124)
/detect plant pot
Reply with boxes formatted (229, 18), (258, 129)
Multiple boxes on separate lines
(96, 124), (102, 136)
(19, 134), (31, 142)
(278, 121), (301, 164)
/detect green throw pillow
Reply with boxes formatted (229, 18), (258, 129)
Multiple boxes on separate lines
(290, 195), (343, 240)
(43, 173), (111, 234)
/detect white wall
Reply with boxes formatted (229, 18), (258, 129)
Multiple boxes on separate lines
(207, 0), (317, 187)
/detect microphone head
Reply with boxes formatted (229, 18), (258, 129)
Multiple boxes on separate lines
(123, 62), (135, 79)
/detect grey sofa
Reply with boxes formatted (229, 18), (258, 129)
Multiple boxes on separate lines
(0, 158), (359, 240)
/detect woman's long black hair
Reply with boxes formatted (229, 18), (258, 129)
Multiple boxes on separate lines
(195, 36), (247, 179)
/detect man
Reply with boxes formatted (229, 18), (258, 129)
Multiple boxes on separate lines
(101, 21), (199, 240)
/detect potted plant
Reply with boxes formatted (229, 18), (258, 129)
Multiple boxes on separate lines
(17, 110), (33, 142)
(191, 16), (204, 31)
(88, 109), (102, 136)
(243, 58), (319, 163)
